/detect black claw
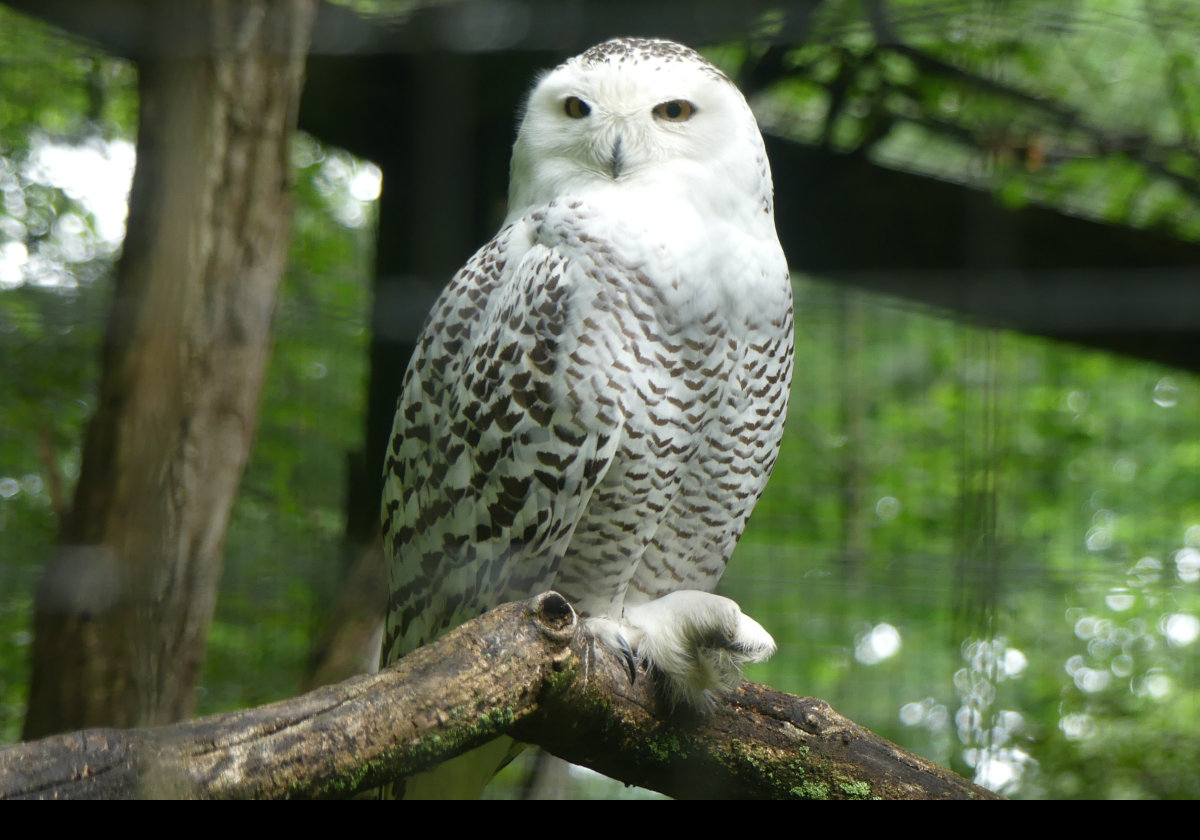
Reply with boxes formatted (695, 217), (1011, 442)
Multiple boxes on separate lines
(619, 636), (637, 683)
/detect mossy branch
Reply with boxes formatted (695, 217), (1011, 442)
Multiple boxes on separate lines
(0, 592), (998, 799)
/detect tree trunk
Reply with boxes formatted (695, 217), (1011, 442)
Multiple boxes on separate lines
(23, 0), (317, 739)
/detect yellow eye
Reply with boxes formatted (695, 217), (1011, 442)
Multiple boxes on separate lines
(564, 96), (592, 118)
(653, 100), (696, 122)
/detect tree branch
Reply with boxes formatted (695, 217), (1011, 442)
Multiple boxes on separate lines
(0, 593), (998, 799)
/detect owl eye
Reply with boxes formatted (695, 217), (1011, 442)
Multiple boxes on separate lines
(564, 96), (592, 118)
(653, 100), (696, 122)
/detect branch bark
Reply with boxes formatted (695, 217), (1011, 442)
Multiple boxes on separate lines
(1, 593), (999, 800)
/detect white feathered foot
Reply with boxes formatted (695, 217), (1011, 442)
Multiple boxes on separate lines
(588, 590), (776, 709)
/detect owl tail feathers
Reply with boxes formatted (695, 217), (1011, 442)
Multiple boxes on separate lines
(399, 737), (520, 799)
(619, 590), (776, 709)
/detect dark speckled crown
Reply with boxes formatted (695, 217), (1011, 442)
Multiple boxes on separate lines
(567, 37), (731, 83)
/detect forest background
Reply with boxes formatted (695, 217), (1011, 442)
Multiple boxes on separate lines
(1, 0), (1199, 799)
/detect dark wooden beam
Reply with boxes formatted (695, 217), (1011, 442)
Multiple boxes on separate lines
(8, 0), (1200, 372)
(766, 136), (1200, 370)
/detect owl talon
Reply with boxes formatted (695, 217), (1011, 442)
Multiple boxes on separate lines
(586, 594), (774, 707)
(585, 616), (638, 683)
(624, 590), (776, 708)
(618, 634), (637, 683)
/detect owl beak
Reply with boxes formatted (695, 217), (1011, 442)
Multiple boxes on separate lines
(609, 135), (624, 180)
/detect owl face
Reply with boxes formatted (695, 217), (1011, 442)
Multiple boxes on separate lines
(506, 38), (773, 225)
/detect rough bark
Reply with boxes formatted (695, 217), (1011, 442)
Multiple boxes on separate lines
(23, 0), (317, 739)
(2, 593), (999, 800)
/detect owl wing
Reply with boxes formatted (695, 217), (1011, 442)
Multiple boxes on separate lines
(380, 213), (623, 664)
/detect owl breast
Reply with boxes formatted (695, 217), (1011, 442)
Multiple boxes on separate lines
(522, 199), (794, 621)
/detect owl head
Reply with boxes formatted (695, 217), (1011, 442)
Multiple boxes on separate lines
(506, 38), (775, 226)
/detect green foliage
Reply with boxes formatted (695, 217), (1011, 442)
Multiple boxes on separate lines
(728, 279), (1200, 798)
(0, 6), (132, 743)
(0, 4), (375, 738)
(748, 0), (1200, 240)
(0, 11), (135, 147)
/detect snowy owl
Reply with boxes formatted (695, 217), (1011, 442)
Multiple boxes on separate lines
(381, 36), (793, 788)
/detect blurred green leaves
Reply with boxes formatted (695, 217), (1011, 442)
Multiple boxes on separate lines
(744, 0), (1200, 240)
